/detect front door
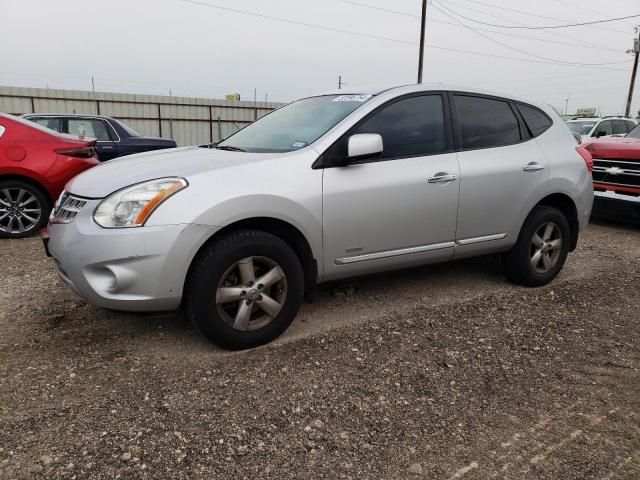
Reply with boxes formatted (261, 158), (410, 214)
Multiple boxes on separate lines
(322, 94), (460, 281)
(66, 117), (119, 161)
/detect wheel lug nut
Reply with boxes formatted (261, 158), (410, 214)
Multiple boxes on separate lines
(257, 284), (263, 290)
(258, 295), (263, 301)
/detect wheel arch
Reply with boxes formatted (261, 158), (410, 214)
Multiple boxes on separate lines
(532, 193), (579, 251)
(187, 216), (318, 302)
(0, 173), (53, 203)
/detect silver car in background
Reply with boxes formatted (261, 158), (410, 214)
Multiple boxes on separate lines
(46, 84), (593, 349)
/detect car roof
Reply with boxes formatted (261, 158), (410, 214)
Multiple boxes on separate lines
(315, 82), (551, 110)
(22, 113), (117, 121)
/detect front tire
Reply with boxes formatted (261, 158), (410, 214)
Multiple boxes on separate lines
(502, 206), (570, 287)
(0, 180), (51, 239)
(184, 229), (304, 350)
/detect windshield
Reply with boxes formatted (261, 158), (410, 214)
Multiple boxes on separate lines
(115, 119), (141, 137)
(626, 123), (640, 139)
(217, 94), (372, 153)
(567, 121), (596, 135)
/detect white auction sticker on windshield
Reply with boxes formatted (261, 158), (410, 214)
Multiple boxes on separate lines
(332, 94), (372, 102)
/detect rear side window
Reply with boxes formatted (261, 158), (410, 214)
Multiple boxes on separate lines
(68, 118), (111, 141)
(612, 120), (628, 135)
(515, 103), (552, 137)
(30, 117), (63, 133)
(354, 94), (445, 158)
(454, 95), (521, 149)
(626, 120), (636, 133)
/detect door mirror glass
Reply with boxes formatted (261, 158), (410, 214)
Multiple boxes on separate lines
(595, 130), (607, 138)
(347, 133), (383, 160)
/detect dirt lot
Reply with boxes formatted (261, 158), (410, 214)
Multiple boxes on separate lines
(0, 221), (639, 479)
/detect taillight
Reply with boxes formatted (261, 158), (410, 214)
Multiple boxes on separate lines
(576, 146), (593, 173)
(54, 146), (96, 158)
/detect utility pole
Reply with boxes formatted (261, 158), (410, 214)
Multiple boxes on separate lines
(91, 76), (95, 94)
(417, 0), (428, 83)
(564, 93), (570, 117)
(624, 26), (639, 118)
(338, 75), (343, 89)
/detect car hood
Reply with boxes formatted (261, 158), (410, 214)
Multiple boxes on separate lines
(66, 146), (283, 198)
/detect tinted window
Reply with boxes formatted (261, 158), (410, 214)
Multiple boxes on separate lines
(454, 95), (520, 149)
(625, 120), (636, 133)
(612, 120), (628, 135)
(516, 103), (552, 137)
(30, 117), (62, 133)
(68, 118), (111, 141)
(627, 124), (640, 139)
(353, 95), (445, 158)
(593, 120), (612, 137)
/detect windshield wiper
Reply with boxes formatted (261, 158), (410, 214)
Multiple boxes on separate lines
(215, 145), (246, 152)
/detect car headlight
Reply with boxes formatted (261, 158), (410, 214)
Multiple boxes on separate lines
(93, 178), (188, 228)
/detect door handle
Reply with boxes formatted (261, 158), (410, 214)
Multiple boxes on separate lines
(523, 162), (545, 172)
(428, 173), (457, 183)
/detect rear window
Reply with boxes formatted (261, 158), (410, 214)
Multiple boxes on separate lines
(454, 95), (521, 149)
(516, 103), (552, 137)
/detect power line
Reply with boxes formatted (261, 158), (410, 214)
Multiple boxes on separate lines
(337, 0), (625, 54)
(432, 2), (631, 66)
(179, 0), (630, 72)
(434, 0), (628, 51)
(180, 0), (415, 46)
(453, 0), (629, 34)
(432, 3), (640, 29)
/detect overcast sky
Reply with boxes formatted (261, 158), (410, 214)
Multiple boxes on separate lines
(1, 0), (638, 115)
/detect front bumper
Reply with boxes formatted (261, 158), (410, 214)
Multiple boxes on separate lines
(47, 199), (219, 311)
(592, 190), (640, 224)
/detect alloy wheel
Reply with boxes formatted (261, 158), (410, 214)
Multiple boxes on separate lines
(215, 256), (288, 331)
(0, 188), (42, 235)
(530, 222), (562, 274)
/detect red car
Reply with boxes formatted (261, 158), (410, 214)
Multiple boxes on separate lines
(585, 126), (640, 223)
(0, 113), (99, 238)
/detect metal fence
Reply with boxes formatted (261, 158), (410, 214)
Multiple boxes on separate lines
(0, 86), (284, 146)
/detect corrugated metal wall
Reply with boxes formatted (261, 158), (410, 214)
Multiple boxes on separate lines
(0, 86), (283, 146)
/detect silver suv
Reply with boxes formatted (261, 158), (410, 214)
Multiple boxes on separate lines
(46, 84), (594, 349)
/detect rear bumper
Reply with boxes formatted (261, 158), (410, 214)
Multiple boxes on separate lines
(592, 190), (640, 224)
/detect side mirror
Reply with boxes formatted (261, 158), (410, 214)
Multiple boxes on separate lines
(572, 132), (582, 144)
(595, 131), (607, 138)
(348, 133), (383, 161)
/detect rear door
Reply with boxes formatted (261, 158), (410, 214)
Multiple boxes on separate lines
(322, 93), (459, 280)
(451, 94), (550, 258)
(66, 117), (118, 161)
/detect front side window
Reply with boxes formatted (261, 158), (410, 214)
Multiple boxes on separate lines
(68, 118), (111, 141)
(593, 120), (612, 137)
(217, 95), (370, 153)
(353, 95), (445, 158)
(516, 103), (552, 137)
(567, 121), (596, 135)
(454, 95), (521, 149)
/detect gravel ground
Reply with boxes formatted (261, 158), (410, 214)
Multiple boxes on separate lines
(0, 220), (639, 479)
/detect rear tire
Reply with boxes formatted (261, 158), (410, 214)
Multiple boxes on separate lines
(184, 229), (304, 350)
(502, 206), (570, 287)
(0, 180), (51, 239)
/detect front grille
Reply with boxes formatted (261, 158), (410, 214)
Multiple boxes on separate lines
(52, 192), (87, 223)
(592, 159), (640, 193)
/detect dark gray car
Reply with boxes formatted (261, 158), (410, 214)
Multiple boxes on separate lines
(24, 114), (176, 161)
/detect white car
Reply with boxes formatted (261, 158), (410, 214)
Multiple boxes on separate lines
(567, 116), (636, 143)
